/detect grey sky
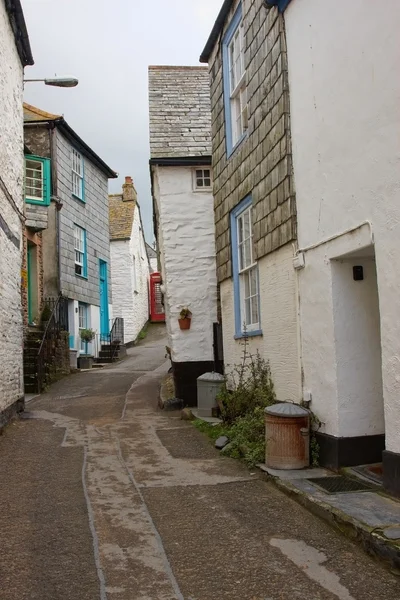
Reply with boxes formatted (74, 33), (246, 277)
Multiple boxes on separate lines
(22, 0), (218, 243)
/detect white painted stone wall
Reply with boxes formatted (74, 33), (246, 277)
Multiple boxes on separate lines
(0, 1), (24, 413)
(221, 243), (301, 402)
(110, 205), (150, 345)
(286, 0), (400, 450)
(149, 257), (158, 273)
(153, 165), (217, 363)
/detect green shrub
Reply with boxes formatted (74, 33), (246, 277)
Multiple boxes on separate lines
(222, 406), (266, 467)
(217, 342), (276, 424)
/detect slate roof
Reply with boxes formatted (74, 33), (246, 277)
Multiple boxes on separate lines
(23, 103), (118, 179)
(148, 66), (212, 159)
(109, 194), (135, 240)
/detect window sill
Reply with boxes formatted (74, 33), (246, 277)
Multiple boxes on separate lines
(72, 193), (85, 203)
(234, 329), (263, 340)
(227, 131), (247, 159)
(25, 198), (50, 206)
(75, 273), (88, 280)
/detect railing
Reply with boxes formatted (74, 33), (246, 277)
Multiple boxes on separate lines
(109, 317), (124, 361)
(37, 294), (69, 393)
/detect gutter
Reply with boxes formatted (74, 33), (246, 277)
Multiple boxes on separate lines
(24, 118), (118, 179)
(200, 0), (233, 63)
(149, 156), (212, 167)
(5, 0), (34, 66)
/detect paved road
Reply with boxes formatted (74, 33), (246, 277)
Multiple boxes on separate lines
(0, 324), (399, 599)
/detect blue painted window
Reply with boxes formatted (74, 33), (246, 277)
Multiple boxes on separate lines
(25, 155), (51, 205)
(72, 148), (85, 201)
(231, 195), (261, 338)
(222, 3), (248, 157)
(74, 224), (88, 278)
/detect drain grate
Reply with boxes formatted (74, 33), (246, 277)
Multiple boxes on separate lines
(307, 476), (376, 494)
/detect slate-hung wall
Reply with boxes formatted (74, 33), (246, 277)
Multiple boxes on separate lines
(56, 130), (112, 306)
(209, 0), (296, 283)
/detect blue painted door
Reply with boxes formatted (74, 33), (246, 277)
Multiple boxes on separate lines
(99, 260), (109, 340)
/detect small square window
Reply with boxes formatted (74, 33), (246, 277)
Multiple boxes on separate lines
(194, 168), (212, 191)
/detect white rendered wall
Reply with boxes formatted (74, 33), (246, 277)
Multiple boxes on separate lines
(153, 165), (217, 363)
(0, 2), (24, 410)
(286, 0), (400, 449)
(221, 244), (301, 403)
(110, 205), (149, 345)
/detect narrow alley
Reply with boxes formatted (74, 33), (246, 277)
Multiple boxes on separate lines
(0, 325), (398, 600)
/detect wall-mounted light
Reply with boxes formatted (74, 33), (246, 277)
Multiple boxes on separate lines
(24, 77), (79, 88)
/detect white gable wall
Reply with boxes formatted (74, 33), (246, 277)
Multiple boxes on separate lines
(110, 205), (150, 345)
(153, 165), (217, 363)
(286, 0), (400, 451)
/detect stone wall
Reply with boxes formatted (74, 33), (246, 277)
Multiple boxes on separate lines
(208, 0), (296, 282)
(0, 0), (24, 416)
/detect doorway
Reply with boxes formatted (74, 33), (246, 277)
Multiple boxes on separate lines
(331, 247), (384, 460)
(99, 260), (109, 340)
(27, 242), (38, 325)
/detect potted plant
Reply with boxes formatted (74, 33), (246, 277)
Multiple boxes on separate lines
(79, 328), (96, 369)
(178, 307), (192, 330)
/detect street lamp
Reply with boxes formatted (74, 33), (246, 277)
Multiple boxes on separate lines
(24, 77), (79, 88)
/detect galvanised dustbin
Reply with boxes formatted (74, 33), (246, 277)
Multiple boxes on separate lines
(197, 372), (224, 417)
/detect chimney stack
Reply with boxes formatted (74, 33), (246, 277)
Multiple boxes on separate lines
(122, 176), (137, 202)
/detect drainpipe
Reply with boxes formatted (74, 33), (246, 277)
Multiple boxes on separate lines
(49, 124), (63, 296)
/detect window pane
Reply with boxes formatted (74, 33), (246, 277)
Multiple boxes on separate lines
(204, 170), (210, 178)
(243, 239), (251, 268)
(243, 210), (250, 240)
(26, 160), (43, 199)
(237, 215), (243, 244)
(196, 170), (202, 179)
(250, 267), (257, 295)
(251, 296), (259, 325)
(197, 178), (204, 187)
(244, 271), (250, 299)
(204, 178), (211, 187)
(245, 298), (251, 326)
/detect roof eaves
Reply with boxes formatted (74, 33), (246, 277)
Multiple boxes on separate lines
(149, 156), (212, 167)
(5, 0), (34, 66)
(200, 0), (233, 63)
(58, 120), (118, 179)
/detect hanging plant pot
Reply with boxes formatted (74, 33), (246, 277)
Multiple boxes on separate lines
(178, 317), (191, 330)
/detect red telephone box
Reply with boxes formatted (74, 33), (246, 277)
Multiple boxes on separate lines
(149, 272), (165, 322)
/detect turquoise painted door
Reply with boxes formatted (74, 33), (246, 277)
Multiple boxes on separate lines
(99, 260), (109, 340)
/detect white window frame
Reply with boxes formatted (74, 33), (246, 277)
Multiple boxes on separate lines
(193, 168), (212, 191)
(228, 19), (247, 147)
(236, 205), (259, 333)
(25, 159), (44, 201)
(74, 225), (86, 276)
(78, 302), (89, 352)
(72, 148), (84, 199)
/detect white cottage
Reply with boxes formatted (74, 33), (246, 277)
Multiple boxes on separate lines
(0, 0), (33, 425)
(149, 66), (218, 406)
(283, 0), (400, 495)
(109, 177), (150, 346)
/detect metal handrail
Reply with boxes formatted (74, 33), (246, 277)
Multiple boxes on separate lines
(36, 294), (69, 392)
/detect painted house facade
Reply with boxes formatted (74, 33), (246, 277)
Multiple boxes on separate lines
(109, 177), (150, 346)
(23, 103), (117, 360)
(200, 1), (301, 405)
(0, 0), (33, 424)
(149, 66), (218, 405)
(281, 0), (400, 494)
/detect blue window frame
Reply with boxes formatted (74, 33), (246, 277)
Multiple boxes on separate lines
(25, 154), (51, 205)
(74, 224), (88, 278)
(72, 148), (85, 202)
(222, 3), (248, 157)
(231, 195), (262, 338)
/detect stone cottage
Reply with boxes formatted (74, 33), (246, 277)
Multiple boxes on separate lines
(23, 103), (117, 363)
(200, 0), (301, 407)
(0, 0), (33, 425)
(149, 66), (218, 405)
(109, 177), (150, 346)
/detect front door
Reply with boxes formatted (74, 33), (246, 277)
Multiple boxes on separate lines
(99, 260), (109, 340)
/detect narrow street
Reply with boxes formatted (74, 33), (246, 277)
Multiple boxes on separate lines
(0, 325), (398, 600)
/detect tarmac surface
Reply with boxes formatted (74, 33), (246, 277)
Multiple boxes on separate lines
(0, 324), (399, 599)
